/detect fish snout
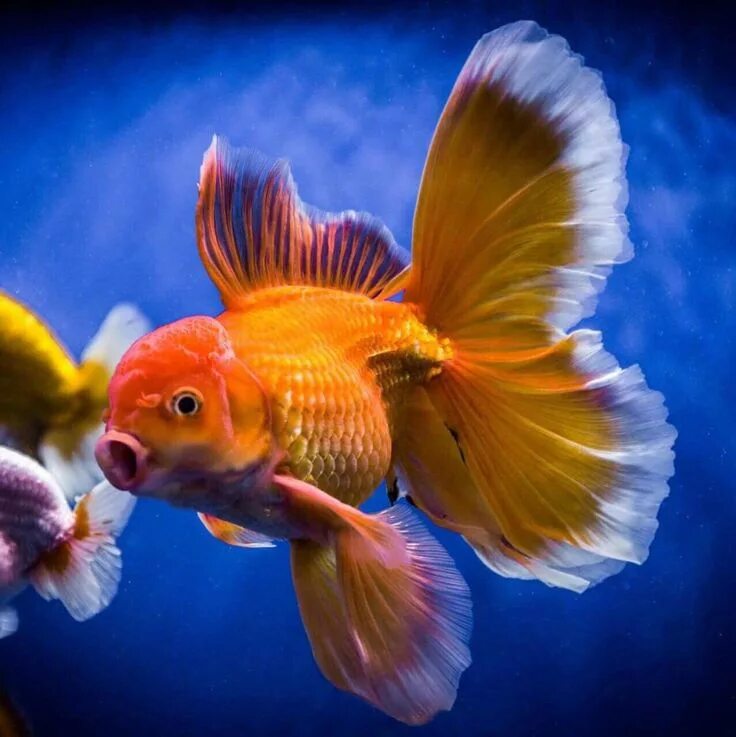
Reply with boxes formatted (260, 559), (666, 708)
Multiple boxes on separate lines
(95, 431), (149, 491)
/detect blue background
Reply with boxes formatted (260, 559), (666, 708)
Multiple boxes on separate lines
(1, 2), (733, 735)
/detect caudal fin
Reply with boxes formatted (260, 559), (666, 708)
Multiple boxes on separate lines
(401, 22), (676, 590)
(39, 303), (150, 500)
(29, 482), (136, 621)
(291, 505), (471, 725)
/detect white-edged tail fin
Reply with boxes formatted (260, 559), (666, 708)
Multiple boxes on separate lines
(0, 606), (18, 639)
(392, 387), (644, 593)
(400, 21), (675, 590)
(291, 503), (472, 725)
(29, 481), (136, 621)
(81, 303), (151, 373)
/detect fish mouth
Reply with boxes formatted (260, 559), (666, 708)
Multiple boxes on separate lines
(95, 431), (149, 491)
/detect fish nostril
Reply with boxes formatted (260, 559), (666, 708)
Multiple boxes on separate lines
(108, 440), (138, 483)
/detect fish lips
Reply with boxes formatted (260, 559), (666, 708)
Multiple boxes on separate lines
(95, 429), (280, 504)
(95, 430), (151, 492)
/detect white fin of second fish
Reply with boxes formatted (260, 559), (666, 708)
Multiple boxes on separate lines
(40, 303), (151, 501)
(29, 481), (136, 621)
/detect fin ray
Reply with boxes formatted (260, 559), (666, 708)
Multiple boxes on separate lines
(29, 481), (136, 621)
(406, 20), (631, 334)
(196, 137), (409, 306)
(402, 21), (675, 586)
(290, 499), (471, 725)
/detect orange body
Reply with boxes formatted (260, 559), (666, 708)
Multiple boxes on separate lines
(94, 21), (675, 725)
(219, 286), (449, 507)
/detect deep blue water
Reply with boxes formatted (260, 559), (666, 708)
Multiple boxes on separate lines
(0, 3), (734, 736)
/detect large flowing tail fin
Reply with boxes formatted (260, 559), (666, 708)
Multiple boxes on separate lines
(291, 504), (472, 725)
(399, 22), (676, 591)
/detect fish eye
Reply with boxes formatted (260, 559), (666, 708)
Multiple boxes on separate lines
(171, 389), (203, 417)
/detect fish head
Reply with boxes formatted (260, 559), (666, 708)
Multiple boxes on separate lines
(95, 316), (274, 504)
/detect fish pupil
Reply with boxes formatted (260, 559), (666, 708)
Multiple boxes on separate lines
(176, 394), (198, 415)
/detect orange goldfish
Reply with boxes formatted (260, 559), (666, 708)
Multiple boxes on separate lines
(95, 21), (675, 724)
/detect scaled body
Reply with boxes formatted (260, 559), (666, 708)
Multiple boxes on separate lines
(220, 286), (447, 506)
(0, 446), (135, 637)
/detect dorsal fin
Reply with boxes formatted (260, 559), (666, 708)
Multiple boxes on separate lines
(196, 136), (410, 307)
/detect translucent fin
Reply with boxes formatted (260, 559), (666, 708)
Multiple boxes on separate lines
(407, 20), (631, 334)
(0, 290), (78, 431)
(291, 540), (355, 692)
(393, 388), (620, 592)
(39, 425), (103, 502)
(29, 481), (136, 621)
(403, 22), (675, 585)
(196, 136), (409, 307)
(0, 606), (18, 639)
(291, 504), (472, 725)
(428, 331), (676, 579)
(198, 513), (275, 548)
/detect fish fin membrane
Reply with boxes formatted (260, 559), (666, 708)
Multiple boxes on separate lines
(392, 388), (620, 592)
(198, 513), (275, 548)
(38, 304), (150, 501)
(196, 136), (410, 307)
(403, 22), (676, 584)
(39, 426), (103, 503)
(290, 504), (472, 725)
(0, 290), (78, 431)
(406, 20), (632, 332)
(0, 606), (18, 639)
(29, 481), (136, 621)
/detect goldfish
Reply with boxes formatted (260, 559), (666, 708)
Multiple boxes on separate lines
(0, 291), (149, 499)
(0, 446), (135, 638)
(95, 21), (676, 724)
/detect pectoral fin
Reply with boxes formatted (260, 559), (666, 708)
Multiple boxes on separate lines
(197, 513), (276, 548)
(290, 503), (472, 725)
